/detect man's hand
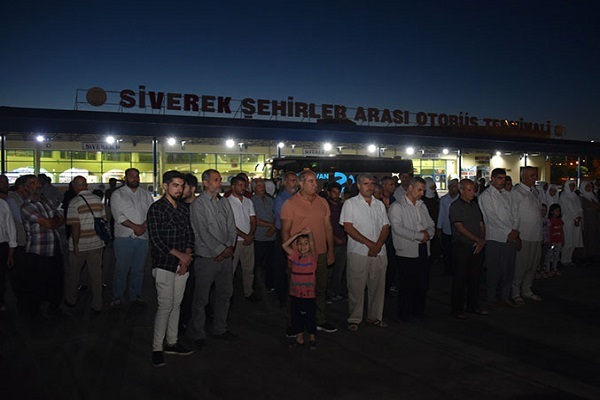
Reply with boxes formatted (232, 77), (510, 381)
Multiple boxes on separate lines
(473, 239), (486, 254)
(507, 229), (519, 243)
(242, 235), (254, 246)
(327, 249), (335, 265)
(214, 246), (234, 261)
(420, 230), (430, 242)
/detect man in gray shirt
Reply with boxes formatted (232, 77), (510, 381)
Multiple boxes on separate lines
(189, 169), (238, 349)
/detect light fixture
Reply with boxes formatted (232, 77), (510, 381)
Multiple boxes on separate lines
(36, 135), (45, 143)
(495, 151), (502, 157)
(406, 146), (415, 156)
(167, 137), (176, 146)
(323, 142), (333, 152)
(442, 148), (449, 155)
(225, 139), (235, 148)
(368, 144), (377, 153)
(106, 136), (115, 144)
(277, 142), (285, 149)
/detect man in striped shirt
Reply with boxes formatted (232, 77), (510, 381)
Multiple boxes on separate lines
(65, 176), (106, 313)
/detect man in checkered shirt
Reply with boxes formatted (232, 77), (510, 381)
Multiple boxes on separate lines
(20, 175), (65, 317)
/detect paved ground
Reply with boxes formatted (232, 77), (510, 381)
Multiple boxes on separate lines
(1, 249), (600, 400)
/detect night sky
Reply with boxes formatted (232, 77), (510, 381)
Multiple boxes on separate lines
(1, 0), (598, 141)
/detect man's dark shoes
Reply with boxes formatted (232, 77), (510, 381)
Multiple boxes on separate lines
(503, 299), (522, 308)
(164, 343), (194, 356)
(152, 351), (166, 367)
(245, 293), (262, 302)
(131, 297), (147, 307)
(194, 338), (206, 350)
(214, 331), (238, 340)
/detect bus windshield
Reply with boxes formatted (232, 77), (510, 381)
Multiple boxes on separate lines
(269, 155), (413, 189)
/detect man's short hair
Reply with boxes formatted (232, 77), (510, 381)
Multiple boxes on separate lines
(125, 168), (140, 176)
(520, 166), (535, 180)
(380, 176), (396, 185)
(250, 177), (264, 191)
(408, 176), (426, 187)
(15, 174), (36, 188)
(202, 169), (219, 182)
(298, 170), (316, 182)
(236, 172), (249, 181)
(356, 173), (375, 185)
(183, 173), (198, 189)
(72, 175), (87, 187)
(231, 176), (246, 186)
(326, 181), (342, 192)
(38, 174), (50, 184)
(282, 171), (297, 181)
(448, 178), (459, 186)
(491, 168), (506, 177)
(458, 179), (474, 190)
(162, 170), (184, 184)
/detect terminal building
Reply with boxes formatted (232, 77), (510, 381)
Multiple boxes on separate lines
(1, 86), (598, 191)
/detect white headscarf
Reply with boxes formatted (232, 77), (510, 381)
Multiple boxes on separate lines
(561, 180), (579, 199)
(579, 180), (597, 202)
(544, 184), (559, 207)
(424, 177), (437, 199)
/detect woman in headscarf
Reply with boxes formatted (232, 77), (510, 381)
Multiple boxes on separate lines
(579, 180), (600, 263)
(559, 180), (583, 266)
(422, 177), (441, 262)
(544, 184), (559, 209)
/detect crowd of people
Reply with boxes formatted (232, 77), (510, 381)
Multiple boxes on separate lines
(0, 167), (599, 367)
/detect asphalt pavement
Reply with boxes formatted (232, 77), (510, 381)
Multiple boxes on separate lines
(1, 249), (599, 400)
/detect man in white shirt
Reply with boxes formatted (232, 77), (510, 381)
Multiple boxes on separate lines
(340, 173), (390, 331)
(0, 193), (17, 311)
(228, 176), (259, 301)
(478, 168), (522, 309)
(511, 166), (543, 303)
(437, 178), (459, 276)
(110, 168), (154, 307)
(389, 177), (435, 321)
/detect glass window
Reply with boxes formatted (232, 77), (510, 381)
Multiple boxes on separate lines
(191, 153), (215, 174)
(217, 154), (242, 180)
(241, 154), (266, 178)
(103, 152), (131, 162)
(5, 149), (35, 184)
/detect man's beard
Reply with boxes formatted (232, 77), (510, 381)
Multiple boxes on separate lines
(126, 180), (139, 189)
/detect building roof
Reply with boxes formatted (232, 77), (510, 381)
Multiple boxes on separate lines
(1, 106), (598, 155)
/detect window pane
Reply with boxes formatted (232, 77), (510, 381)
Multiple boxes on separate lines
(5, 149), (35, 184)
